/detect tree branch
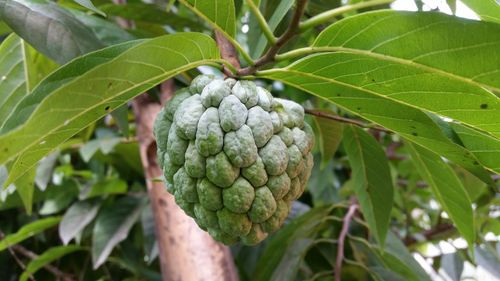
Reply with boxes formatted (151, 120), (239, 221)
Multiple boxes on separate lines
(305, 109), (392, 133)
(238, 0), (309, 76)
(403, 223), (455, 246)
(0, 231), (74, 281)
(335, 202), (358, 281)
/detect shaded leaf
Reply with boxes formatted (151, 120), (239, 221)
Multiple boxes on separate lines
(407, 142), (475, 246)
(475, 244), (500, 277)
(0, 217), (61, 251)
(72, 0), (105, 16)
(311, 109), (343, 169)
(34, 151), (59, 191)
(0, 0), (104, 64)
(0, 33), (222, 186)
(110, 104), (129, 136)
(59, 199), (101, 245)
(19, 245), (84, 281)
(141, 204), (158, 264)
(82, 178), (128, 199)
(343, 125), (393, 245)
(441, 253), (463, 281)
(92, 195), (147, 268)
(13, 166), (36, 214)
(255, 205), (334, 281)
(39, 180), (79, 215)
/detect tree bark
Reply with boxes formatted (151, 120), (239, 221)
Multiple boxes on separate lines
(132, 80), (239, 281)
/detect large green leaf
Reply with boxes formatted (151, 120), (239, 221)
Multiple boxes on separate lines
(179, 0), (236, 37)
(19, 245), (84, 281)
(254, 205), (334, 281)
(13, 166), (36, 214)
(311, 11), (500, 137)
(98, 3), (201, 30)
(451, 123), (500, 173)
(258, 63), (493, 184)
(92, 195), (147, 269)
(59, 199), (101, 245)
(343, 125), (393, 245)
(407, 142), (475, 246)
(0, 34), (57, 128)
(0, 0), (104, 64)
(0, 217), (61, 251)
(0, 33), (222, 186)
(461, 0), (500, 24)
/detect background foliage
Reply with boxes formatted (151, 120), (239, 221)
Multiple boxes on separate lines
(0, 0), (498, 280)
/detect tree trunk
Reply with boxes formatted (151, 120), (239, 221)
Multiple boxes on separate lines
(132, 80), (239, 281)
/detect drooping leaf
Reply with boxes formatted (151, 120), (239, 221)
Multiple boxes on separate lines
(311, 11), (500, 135)
(39, 180), (79, 215)
(0, 217), (61, 251)
(69, 9), (135, 45)
(98, 3), (201, 30)
(351, 234), (431, 281)
(110, 104), (130, 136)
(460, 0), (500, 24)
(19, 245), (84, 281)
(179, 0), (236, 37)
(13, 166), (36, 214)
(475, 244), (500, 277)
(441, 253), (464, 281)
(451, 123), (500, 173)
(82, 178), (128, 199)
(71, 0), (105, 16)
(59, 199), (101, 245)
(0, 34), (57, 129)
(92, 195), (147, 268)
(141, 205), (158, 264)
(0, 33), (222, 186)
(34, 151), (59, 191)
(255, 205), (334, 281)
(343, 125), (393, 245)
(407, 142), (475, 246)
(311, 110), (343, 169)
(0, 0), (104, 64)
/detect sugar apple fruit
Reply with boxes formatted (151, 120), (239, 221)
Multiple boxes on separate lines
(154, 75), (314, 245)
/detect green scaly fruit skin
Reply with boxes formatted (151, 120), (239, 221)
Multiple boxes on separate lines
(154, 75), (314, 245)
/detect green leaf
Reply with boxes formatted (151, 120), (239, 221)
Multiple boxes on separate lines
(311, 110), (343, 169)
(451, 123), (500, 173)
(13, 166), (36, 214)
(98, 3), (201, 30)
(255, 205), (334, 281)
(406, 142), (475, 246)
(249, 0), (294, 58)
(0, 0), (104, 64)
(441, 253), (464, 281)
(83, 178), (128, 199)
(258, 60), (493, 185)
(141, 205), (158, 264)
(92, 195), (147, 268)
(110, 105), (129, 136)
(0, 32), (222, 186)
(343, 125), (393, 245)
(39, 180), (79, 215)
(179, 0), (236, 37)
(19, 245), (84, 281)
(69, 9), (135, 46)
(0, 34), (57, 129)
(0, 217), (61, 251)
(72, 0), (105, 16)
(59, 199), (101, 245)
(311, 11), (500, 136)
(461, 0), (500, 24)
(351, 234), (431, 281)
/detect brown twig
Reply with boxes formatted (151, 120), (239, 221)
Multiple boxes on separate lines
(0, 231), (74, 281)
(305, 109), (392, 133)
(335, 202), (358, 281)
(238, 0), (309, 76)
(403, 223), (455, 246)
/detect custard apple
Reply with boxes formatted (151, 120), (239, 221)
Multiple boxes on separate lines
(154, 75), (314, 245)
